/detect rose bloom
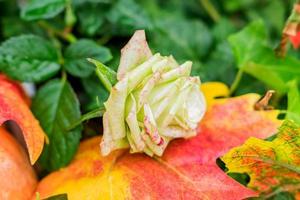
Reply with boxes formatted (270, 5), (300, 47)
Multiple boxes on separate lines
(101, 31), (206, 156)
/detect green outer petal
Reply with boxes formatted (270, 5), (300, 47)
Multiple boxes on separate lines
(161, 83), (192, 127)
(160, 126), (197, 138)
(126, 94), (145, 151)
(141, 130), (170, 156)
(101, 113), (113, 156)
(147, 80), (179, 105)
(143, 103), (162, 145)
(158, 61), (192, 84)
(104, 78), (128, 140)
(128, 53), (162, 90)
(151, 58), (168, 72)
(184, 83), (206, 129)
(127, 128), (139, 153)
(150, 80), (180, 119)
(101, 113), (129, 156)
(137, 71), (161, 111)
(117, 30), (152, 80)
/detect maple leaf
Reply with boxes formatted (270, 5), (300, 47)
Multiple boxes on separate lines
(222, 120), (300, 198)
(0, 74), (45, 164)
(35, 82), (281, 200)
(0, 127), (37, 199)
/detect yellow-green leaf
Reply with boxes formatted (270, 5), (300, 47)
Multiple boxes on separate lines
(222, 120), (300, 198)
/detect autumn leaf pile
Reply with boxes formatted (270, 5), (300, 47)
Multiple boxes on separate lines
(2, 0), (300, 200)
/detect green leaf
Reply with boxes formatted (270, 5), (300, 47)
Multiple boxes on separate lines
(224, 0), (256, 12)
(21, 0), (66, 21)
(2, 17), (45, 38)
(261, 0), (285, 33)
(107, 0), (152, 35)
(43, 194), (68, 200)
(67, 107), (105, 131)
(72, 0), (110, 5)
(149, 16), (212, 70)
(287, 80), (300, 124)
(0, 35), (60, 82)
(64, 39), (112, 78)
(229, 20), (300, 93)
(212, 18), (236, 42)
(88, 58), (117, 91)
(32, 79), (82, 171)
(234, 74), (267, 96)
(200, 41), (236, 85)
(268, 192), (295, 200)
(76, 3), (108, 36)
(227, 173), (250, 187)
(81, 74), (109, 111)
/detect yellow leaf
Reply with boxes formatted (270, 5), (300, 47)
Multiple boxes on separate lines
(222, 120), (300, 198)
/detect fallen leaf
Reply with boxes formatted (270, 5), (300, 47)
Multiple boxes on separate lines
(0, 74), (31, 105)
(0, 127), (37, 199)
(0, 74), (44, 164)
(35, 82), (281, 200)
(222, 120), (300, 198)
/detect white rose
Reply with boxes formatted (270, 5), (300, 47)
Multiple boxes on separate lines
(101, 30), (206, 156)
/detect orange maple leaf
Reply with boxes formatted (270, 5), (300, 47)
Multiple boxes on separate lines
(0, 127), (38, 199)
(0, 74), (45, 164)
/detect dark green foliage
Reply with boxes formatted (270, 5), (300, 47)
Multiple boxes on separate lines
(0, 35), (60, 82)
(21, 0), (66, 21)
(229, 20), (300, 93)
(43, 193), (68, 200)
(32, 79), (82, 171)
(64, 39), (112, 77)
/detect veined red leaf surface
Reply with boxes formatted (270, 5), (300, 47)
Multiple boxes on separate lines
(35, 82), (281, 200)
(0, 74), (44, 164)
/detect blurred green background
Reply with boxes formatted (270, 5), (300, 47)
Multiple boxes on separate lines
(1, 0), (300, 124)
